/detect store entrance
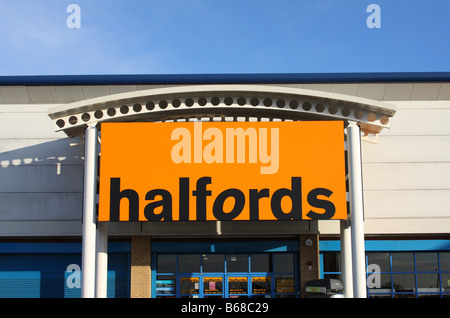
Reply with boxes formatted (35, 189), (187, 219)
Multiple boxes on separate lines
(154, 253), (297, 298)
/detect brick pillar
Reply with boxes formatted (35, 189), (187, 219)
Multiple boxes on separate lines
(130, 236), (151, 298)
(299, 234), (319, 298)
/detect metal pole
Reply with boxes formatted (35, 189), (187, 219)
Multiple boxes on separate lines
(347, 122), (367, 298)
(340, 219), (353, 298)
(95, 222), (108, 298)
(81, 125), (98, 298)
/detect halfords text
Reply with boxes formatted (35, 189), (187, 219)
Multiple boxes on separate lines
(109, 176), (336, 221)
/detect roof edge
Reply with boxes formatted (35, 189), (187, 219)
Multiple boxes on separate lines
(2, 72), (450, 86)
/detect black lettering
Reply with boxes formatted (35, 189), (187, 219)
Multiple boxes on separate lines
(270, 177), (302, 220)
(179, 177), (189, 221)
(213, 189), (245, 220)
(192, 177), (211, 221)
(306, 188), (335, 220)
(249, 188), (269, 220)
(108, 176), (336, 222)
(144, 189), (173, 221)
(110, 177), (139, 221)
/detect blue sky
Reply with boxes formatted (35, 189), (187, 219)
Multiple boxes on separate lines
(0, 0), (449, 75)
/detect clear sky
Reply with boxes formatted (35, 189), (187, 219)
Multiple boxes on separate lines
(0, 0), (449, 75)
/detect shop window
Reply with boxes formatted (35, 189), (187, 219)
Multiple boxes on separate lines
(321, 250), (450, 298)
(323, 252), (340, 273)
(441, 273), (450, 293)
(202, 254), (224, 273)
(157, 254), (177, 273)
(416, 252), (438, 272)
(179, 254), (200, 273)
(203, 277), (223, 296)
(250, 254), (270, 272)
(440, 253), (450, 271)
(156, 275), (176, 296)
(273, 254), (293, 272)
(417, 273), (439, 290)
(180, 277), (199, 295)
(392, 253), (414, 272)
(393, 273), (415, 293)
(226, 254), (248, 272)
(275, 275), (295, 294)
(228, 277), (248, 294)
(367, 252), (390, 272)
(376, 273), (392, 290)
(252, 277), (271, 295)
(322, 252), (341, 281)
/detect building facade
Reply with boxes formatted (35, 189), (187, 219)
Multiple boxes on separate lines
(0, 73), (449, 298)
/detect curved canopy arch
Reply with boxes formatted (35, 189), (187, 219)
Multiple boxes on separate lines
(48, 84), (396, 140)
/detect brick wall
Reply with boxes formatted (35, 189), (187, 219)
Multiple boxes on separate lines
(299, 234), (320, 297)
(130, 236), (151, 298)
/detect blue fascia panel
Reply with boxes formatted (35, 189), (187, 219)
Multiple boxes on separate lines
(152, 240), (299, 254)
(319, 239), (450, 252)
(0, 72), (449, 86)
(0, 241), (131, 254)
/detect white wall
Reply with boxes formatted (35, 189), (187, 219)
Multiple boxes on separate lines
(0, 104), (84, 236)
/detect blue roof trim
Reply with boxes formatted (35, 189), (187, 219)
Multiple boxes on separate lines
(0, 242), (131, 253)
(151, 240), (299, 253)
(0, 72), (449, 86)
(319, 239), (450, 252)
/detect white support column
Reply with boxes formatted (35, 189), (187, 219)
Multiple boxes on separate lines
(340, 219), (353, 298)
(347, 122), (367, 298)
(81, 125), (99, 298)
(95, 222), (108, 298)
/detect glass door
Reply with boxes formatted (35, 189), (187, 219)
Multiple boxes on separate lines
(179, 275), (200, 298)
(154, 251), (298, 298)
(203, 275), (224, 298)
(251, 276), (272, 297)
(228, 275), (249, 298)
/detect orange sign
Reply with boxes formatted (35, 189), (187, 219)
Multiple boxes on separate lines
(98, 121), (346, 222)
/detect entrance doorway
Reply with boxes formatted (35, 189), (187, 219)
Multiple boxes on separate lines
(154, 253), (297, 298)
